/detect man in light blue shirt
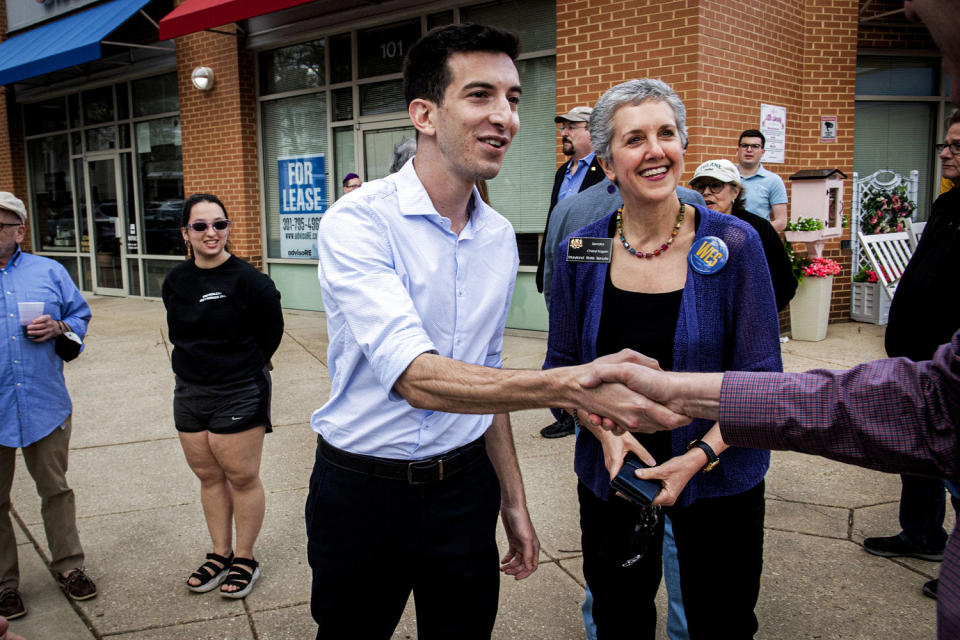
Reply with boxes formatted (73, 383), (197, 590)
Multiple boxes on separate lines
(736, 129), (788, 232)
(0, 192), (95, 622)
(308, 24), (684, 640)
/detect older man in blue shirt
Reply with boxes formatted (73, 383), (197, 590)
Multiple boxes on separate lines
(0, 192), (94, 622)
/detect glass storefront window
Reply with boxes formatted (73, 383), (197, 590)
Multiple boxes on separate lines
(23, 72), (184, 297)
(83, 86), (114, 125)
(68, 94), (80, 129)
(28, 135), (74, 252)
(332, 87), (352, 121)
(127, 258), (141, 295)
(261, 93), (328, 258)
(856, 57), (937, 96)
(486, 56), (556, 235)
(461, 0), (556, 52)
(86, 125), (117, 151)
(24, 97), (67, 135)
(136, 117), (184, 256)
(73, 158), (89, 254)
(359, 79), (405, 116)
(357, 19), (421, 79)
(259, 39), (325, 95)
(48, 256), (79, 287)
(427, 11), (453, 29)
(329, 33), (352, 84)
(143, 258), (178, 297)
(133, 73), (179, 117)
(116, 83), (129, 120)
(333, 126), (355, 199)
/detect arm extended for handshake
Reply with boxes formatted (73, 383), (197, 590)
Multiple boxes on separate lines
(580, 331), (960, 482)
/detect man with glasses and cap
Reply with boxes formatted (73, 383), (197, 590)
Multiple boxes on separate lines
(0, 192), (94, 623)
(536, 105), (606, 439)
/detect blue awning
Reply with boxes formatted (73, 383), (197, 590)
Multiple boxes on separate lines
(0, 0), (153, 86)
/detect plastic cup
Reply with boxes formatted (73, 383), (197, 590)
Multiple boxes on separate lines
(18, 302), (44, 334)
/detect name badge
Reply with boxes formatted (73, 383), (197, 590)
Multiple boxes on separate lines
(688, 236), (729, 274)
(566, 237), (613, 263)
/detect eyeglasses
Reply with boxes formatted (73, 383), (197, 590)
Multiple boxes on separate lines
(692, 180), (727, 194)
(738, 143), (763, 151)
(557, 122), (587, 132)
(0, 222), (22, 229)
(186, 219), (231, 232)
(935, 142), (960, 156)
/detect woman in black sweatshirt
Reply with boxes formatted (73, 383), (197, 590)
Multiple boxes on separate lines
(162, 194), (283, 599)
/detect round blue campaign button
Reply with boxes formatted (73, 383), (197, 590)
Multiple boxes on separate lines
(688, 236), (729, 274)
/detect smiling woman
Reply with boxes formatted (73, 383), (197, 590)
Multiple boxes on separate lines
(162, 193), (284, 601)
(544, 78), (783, 639)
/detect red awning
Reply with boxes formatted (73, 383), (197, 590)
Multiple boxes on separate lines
(158, 0), (316, 40)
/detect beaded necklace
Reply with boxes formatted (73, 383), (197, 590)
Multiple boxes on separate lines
(616, 200), (685, 259)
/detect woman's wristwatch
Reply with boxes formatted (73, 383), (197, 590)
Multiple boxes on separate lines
(686, 439), (719, 472)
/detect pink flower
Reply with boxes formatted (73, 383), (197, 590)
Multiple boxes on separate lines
(802, 257), (842, 278)
(896, 223), (904, 231)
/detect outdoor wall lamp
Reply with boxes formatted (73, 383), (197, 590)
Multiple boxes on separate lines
(191, 67), (215, 91)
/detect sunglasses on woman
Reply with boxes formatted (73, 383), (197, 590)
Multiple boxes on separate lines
(692, 180), (727, 194)
(187, 219), (231, 232)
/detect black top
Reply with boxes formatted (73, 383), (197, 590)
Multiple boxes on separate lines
(595, 215), (684, 462)
(886, 187), (960, 361)
(733, 206), (797, 311)
(162, 255), (284, 384)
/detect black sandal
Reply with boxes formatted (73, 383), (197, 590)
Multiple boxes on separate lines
(187, 552), (234, 593)
(220, 557), (260, 599)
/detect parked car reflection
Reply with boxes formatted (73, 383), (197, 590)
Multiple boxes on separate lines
(144, 198), (185, 255)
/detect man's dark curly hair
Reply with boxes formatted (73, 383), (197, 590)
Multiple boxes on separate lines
(402, 23), (519, 107)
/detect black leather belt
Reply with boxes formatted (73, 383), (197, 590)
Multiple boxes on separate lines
(317, 435), (486, 485)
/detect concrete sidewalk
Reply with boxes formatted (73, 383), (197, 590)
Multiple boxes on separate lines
(6, 297), (945, 639)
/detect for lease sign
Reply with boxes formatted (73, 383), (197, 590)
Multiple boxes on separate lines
(278, 155), (326, 259)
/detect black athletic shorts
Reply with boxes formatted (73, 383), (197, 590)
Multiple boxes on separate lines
(173, 368), (273, 435)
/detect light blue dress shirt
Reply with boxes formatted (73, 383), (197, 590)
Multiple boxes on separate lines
(739, 164), (788, 219)
(313, 159), (519, 459)
(557, 151), (596, 204)
(1, 248), (91, 448)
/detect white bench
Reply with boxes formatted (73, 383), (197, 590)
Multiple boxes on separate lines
(856, 231), (914, 300)
(906, 219), (927, 250)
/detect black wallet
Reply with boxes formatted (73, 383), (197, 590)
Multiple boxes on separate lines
(610, 453), (662, 505)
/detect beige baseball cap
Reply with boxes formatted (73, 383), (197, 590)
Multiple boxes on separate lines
(691, 159), (741, 186)
(0, 192), (26, 223)
(555, 106), (593, 123)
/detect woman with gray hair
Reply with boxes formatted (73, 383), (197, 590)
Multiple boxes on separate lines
(544, 79), (781, 638)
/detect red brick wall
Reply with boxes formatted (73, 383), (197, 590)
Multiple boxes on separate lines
(858, 0), (937, 51)
(176, 26), (263, 268)
(555, 0), (860, 327)
(0, 0), (31, 251)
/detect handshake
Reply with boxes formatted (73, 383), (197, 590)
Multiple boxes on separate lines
(568, 350), (724, 434)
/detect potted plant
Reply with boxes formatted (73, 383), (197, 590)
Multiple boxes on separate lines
(789, 253), (842, 341)
(784, 216), (825, 244)
(850, 266), (891, 325)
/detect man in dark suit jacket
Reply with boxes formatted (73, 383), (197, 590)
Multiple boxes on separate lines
(535, 106), (605, 295)
(536, 106), (605, 439)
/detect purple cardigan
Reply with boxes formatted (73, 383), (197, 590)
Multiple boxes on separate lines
(544, 204), (782, 506)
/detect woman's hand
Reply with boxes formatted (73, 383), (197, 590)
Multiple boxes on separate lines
(635, 448), (703, 507)
(592, 426), (656, 480)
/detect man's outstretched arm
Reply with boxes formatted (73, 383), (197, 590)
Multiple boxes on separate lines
(394, 350), (691, 432)
(584, 331), (960, 479)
